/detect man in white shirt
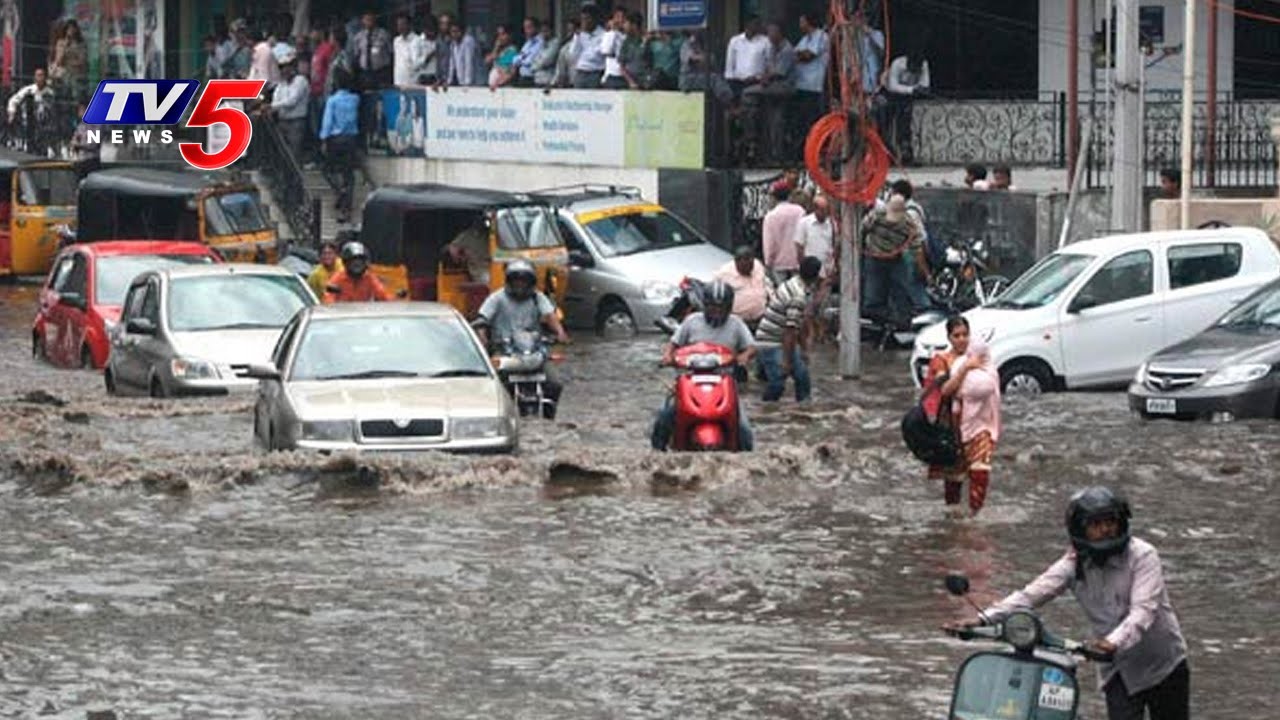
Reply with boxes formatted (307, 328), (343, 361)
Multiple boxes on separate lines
(571, 7), (606, 88)
(600, 8), (627, 88)
(6, 68), (55, 124)
(723, 16), (769, 98)
(794, 14), (830, 131)
(447, 23), (480, 86)
(392, 14), (427, 86)
(268, 55), (310, 159)
(793, 194), (835, 278)
(883, 52), (930, 165)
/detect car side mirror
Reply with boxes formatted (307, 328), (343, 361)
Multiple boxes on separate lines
(58, 291), (87, 310)
(944, 573), (971, 597)
(1068, 293), (1099, 314)
(568, 249), (594, 268)
(125, 317), (157, 335)
(243, 362), (281, 381)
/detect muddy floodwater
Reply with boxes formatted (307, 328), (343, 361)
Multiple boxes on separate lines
(1, 282), (1276, 719)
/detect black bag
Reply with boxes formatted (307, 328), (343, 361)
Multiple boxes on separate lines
(901, 402), (959, 467)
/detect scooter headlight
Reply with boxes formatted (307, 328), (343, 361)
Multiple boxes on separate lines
(1002, 611), (1042, 652)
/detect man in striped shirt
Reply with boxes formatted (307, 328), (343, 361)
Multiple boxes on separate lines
(755, 256), (823, 402)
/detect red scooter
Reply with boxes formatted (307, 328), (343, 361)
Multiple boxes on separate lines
(669, 342), (743, 452)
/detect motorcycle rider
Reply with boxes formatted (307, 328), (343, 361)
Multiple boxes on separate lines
(652, 280), (757, 451)
(946, 487), (1189, 720)
(474, 259), (570, 418)
(323, 241), (394, 303)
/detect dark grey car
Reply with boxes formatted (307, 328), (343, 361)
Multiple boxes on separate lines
(1129, 278), (1280, 420)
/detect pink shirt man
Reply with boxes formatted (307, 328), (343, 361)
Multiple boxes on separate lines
(714, 255), (772, 322)
(761, 198), (806, 275)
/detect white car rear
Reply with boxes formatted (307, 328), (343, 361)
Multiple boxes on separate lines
(910, 228), (1280, 393)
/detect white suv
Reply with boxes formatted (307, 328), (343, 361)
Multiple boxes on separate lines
(910, 228), (1280, 394)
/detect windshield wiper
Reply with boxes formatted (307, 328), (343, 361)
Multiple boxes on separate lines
(195, 321), (282, 330)
(425, 369), (490, 378)
(988, 300), (1038, 310)
(316, 370), (421, 380)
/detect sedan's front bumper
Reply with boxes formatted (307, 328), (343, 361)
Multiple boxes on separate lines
(1128, 377), (1280, 420)
(294, 435), (517, 454)
(632, 297), (674, 334)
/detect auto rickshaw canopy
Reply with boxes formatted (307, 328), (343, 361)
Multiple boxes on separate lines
(360, 183), (546, 264)
(77, 166), (257, 243)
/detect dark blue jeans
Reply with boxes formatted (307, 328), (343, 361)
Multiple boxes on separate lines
(758, 345), (811, 402)
(864, 255), (927, 324)
(651, 396), (754, 451)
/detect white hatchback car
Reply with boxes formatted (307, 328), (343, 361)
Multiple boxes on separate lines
(911, 228), (1280, 394)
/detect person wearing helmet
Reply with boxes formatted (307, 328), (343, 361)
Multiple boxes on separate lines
(652, 280), (758, 451)
(946, 487), (1189, 720)
(474, 259), (570, 417)
(267, 49), (310, 159)
(323, 241), (394, 303)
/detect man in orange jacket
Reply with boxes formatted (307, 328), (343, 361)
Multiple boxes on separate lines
(323, 241), (393, 303)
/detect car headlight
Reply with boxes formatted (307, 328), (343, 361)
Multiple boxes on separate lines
(1203, 363), (1272, 387)
(1133, 362), (1148, 384)
(301, 420), (353, 441)
(452, 416), (512, 440)
(641, 280), (680, 301)
(171, 357), (219, 380)
(103, 318), (120, 337)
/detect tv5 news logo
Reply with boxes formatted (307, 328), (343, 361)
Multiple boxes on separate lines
(82, 79), (267, 171)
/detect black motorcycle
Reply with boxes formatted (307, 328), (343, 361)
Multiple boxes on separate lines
(942, 574), (1112, 720)
(930, 237), (1010, 311)
(492, 331), (557, 419)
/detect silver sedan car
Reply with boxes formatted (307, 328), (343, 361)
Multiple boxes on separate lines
(248, 303), (518, 453)
(105, 264), (317, 397)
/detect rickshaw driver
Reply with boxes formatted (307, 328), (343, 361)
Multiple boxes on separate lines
(444, 217), (492, 285)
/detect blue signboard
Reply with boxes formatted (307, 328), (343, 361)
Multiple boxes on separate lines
(651, 0), (707, 31)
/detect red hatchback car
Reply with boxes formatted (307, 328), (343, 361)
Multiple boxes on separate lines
(33, 241), (221, 369)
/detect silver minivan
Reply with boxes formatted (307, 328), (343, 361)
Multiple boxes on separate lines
(105, 264), (317, 398)
(534, 187), (733, 335)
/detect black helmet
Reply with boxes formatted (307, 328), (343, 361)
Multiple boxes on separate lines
(341, 241), (370, 277)
(504, 259), (537, 300)
(703, 280), (734, 327)
(1065, 486), (1132, 566)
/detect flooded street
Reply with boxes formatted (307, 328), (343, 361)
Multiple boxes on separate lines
(1, 282), (1276, 719)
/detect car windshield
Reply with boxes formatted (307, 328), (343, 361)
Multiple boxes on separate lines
(167, 274), (313, 332)
(1217, 282), (1280, 329)
(289, 316), (491, 381)
(988, 252), (1095, 309)
(95, 254), (214, 305)
(203, 192), (270, 236)
(581, 209), (703, 258)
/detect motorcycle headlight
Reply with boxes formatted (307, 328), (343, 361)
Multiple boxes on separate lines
(452, 416), (511, 439)
(301, 420), (353, 441)
(170, 357), (219, 380)
(641, 280), (680, 301)
(1203, 363), (1271, 387)
(1002, 611), (1042, 652)
(945, 247), (964, 264)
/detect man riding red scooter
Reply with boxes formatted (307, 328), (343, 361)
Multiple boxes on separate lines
(651, 281), (756, 452)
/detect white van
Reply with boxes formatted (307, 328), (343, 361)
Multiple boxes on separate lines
(910, 228), (1280, 393)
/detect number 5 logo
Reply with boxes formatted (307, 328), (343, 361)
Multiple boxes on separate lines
(178, 80), (267, 171)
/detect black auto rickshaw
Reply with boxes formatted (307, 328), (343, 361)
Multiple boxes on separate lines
(0, 149), (77, 276)
(359, 184), (568, 317)
(76, 166), (279, 262)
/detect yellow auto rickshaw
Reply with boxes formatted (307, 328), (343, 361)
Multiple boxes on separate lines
(359, 183), (569, 317)
(0, 150), (78, 276)
(76, 166), (279, 262)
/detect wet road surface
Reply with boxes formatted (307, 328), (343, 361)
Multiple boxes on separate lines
(1, 282), (1276, 718)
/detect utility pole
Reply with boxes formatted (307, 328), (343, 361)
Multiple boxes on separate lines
(1067, 0), (1080, 181)
(1111, 0), (1142, 233)
(1180, 0), (1197, 229)
(837, 2), (861, 379)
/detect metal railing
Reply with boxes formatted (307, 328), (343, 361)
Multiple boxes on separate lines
(1086, 99), (1280, 190)
(251, 116), (321, 245)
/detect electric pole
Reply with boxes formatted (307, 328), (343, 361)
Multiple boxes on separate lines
(1111, 0), (1143, 233)
(1180, 0), (1197, 229)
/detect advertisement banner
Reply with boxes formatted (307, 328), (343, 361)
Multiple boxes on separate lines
(424, 88), (702, 169)
(649, 0), (708, 31)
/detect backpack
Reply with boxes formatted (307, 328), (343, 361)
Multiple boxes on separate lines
(901, 401), (959, 467)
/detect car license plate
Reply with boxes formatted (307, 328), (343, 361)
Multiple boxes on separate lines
(1145, 398), (1176, 414)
